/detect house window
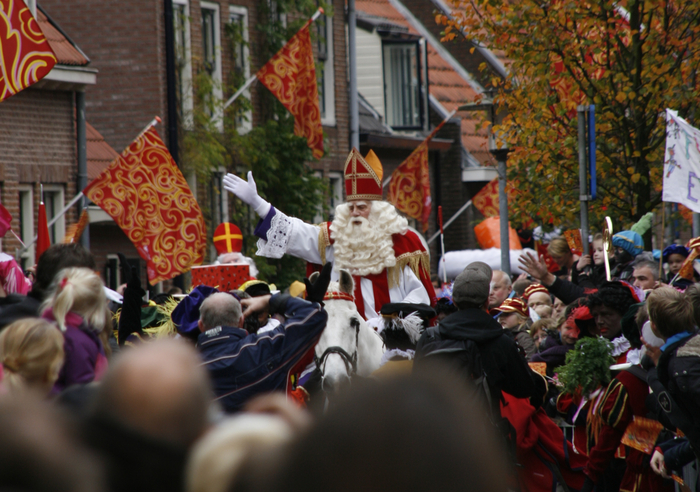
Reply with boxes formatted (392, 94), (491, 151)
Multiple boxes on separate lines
(383, 42), (423, 129)
(201, 2), (223, 130)
(173, 0), (193, 128)
(18, 186), (33, 268)
(229, 5), (252, 133)
(43, 185), (65, 244)
(328, 172), (343, 220)
(317, 11), (335, 126)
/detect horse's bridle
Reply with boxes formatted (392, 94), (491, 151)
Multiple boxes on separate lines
(315, 291), (360, 376)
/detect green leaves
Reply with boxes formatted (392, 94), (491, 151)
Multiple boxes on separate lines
(556, 336), (615, 396)
(445, 0), (700, 229)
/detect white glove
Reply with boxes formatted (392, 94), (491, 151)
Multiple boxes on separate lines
(650, 450), (668, 478)
(222, 171), (271, 218)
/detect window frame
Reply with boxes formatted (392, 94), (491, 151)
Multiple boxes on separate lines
(381, 39), (424, 131)
(173, 0), (194, 129)
(201, 1), (223, 132)
(229, 5), (252, 134)
(42, 184), (65, 244)
(317, 12), (335, 126)
(18, 185), (34, 267)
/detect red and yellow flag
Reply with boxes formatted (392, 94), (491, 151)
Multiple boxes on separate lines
(0, 0), (56, 103)
(472, 177), (517, 218)
(83, 126), (206, 285)
(388, 141), (431, 232)
(256, 21), (323, 159)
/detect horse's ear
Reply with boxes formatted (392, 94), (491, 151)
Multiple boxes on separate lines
(309, 271), (320, 284)
(338, 270), (354, 294)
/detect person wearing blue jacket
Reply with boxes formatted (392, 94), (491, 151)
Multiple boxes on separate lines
(197, 263), (331, 413)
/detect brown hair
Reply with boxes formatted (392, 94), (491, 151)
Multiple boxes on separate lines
(647, 287), (695, 339)
(684, 283), (700, 328)
(547, 237), (571, 257)
(530, 318), (556, 337)
(0, 319), (65, 396)
(592, 233), (604, 243)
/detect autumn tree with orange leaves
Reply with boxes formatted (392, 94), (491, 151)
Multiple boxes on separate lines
(440, 0), (700, 230)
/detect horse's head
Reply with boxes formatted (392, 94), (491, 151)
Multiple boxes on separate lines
(313, 269), (362, 394)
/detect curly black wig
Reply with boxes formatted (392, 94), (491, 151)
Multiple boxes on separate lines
(586, 281), (638, 316)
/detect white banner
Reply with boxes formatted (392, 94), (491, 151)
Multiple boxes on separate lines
(663, 109), (700, 212)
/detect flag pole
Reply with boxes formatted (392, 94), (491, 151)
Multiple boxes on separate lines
(439, 206), (447, 284)
(383, 108), (458, 188)
(137, 116), (161, 139)
(659, 205), (665, 281)
(428, 200), (473, 244)
(222, 7), (325, 111)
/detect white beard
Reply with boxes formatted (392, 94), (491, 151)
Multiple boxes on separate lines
(330, 201), (408, 277)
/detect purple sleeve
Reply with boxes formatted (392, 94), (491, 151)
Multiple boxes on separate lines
(253, 207), (277, 240)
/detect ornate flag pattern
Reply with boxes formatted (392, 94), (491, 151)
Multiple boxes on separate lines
(83, 127), (206, 285)
(0, 0), (56, 102)
(472, 177), (517, 218)
(256, 22), (323, 159)
(389, 141), (431, 232)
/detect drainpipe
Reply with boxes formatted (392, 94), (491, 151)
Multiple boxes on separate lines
(164, 0), (179, 165)
(164, 0), (183, 289)
(76, 91), (89, 249)
(348, 0), (359, 149)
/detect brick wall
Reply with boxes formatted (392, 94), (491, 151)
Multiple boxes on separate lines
(0, 88), (78, 261)
(41, 0), (169, 153)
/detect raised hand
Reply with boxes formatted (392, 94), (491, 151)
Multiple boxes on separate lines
(222, 171), (271, 217)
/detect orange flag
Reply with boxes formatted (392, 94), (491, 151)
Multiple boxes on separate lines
(83, 125), (207, 285)
(678, 237), (700, 280)
(63, 209), (89, 244)
(256, 21), (323, 159)
(36, 201), (50, 260)
(0, 0), (57, 102)
(388, 141), (432, 232)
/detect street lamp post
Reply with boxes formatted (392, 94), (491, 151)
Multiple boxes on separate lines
(460, 93), (511, 275)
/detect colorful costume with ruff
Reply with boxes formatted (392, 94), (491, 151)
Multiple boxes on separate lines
(254, 148), (435, 319)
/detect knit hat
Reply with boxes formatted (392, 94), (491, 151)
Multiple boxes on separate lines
(612, 230), (644, 257)
(344, 148), (383, 201)
(662, 244), (689, 262)
(452, 262), (492, 309)
(494, 298), (528, 318)
(522, 283), (549, 303)
(213, 222), (243, 254)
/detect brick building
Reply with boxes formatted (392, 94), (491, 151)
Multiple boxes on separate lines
(0, 6), (96, 269)
(41, 0), (351, 282)
(354, 0), (505, 272)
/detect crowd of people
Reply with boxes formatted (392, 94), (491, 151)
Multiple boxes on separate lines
(0, 148), (699, 492)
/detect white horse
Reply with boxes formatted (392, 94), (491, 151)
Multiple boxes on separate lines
(310, 269), (385, 393)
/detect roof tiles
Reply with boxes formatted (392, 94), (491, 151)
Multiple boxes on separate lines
(87, 123), (119, 181)
(37, 9), (89, 66)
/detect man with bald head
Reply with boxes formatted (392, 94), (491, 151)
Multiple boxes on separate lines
(84, 339), (212, 492)
(488, 270), (513, 312)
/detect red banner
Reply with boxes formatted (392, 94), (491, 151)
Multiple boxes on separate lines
(256, 23), (323, 159)
(388, 141), (431, 232)
(472, 177), (517, 218)
(83, 126), (206, 284)
(0, 0), (56, 102)
(36, 201), (50, 259)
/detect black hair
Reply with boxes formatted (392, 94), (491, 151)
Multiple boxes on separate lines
(32, 244), (96, 301)
(586, 281), (638, 317)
